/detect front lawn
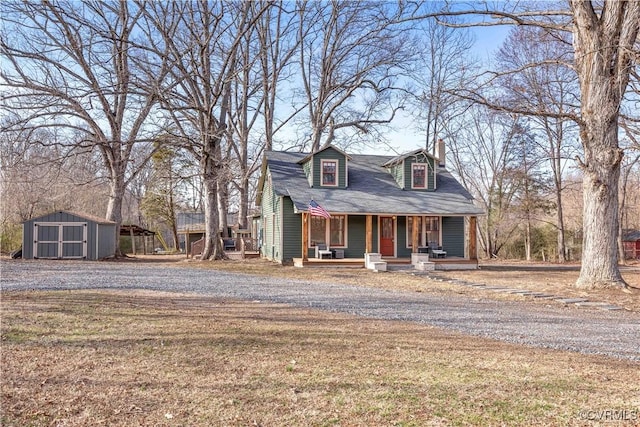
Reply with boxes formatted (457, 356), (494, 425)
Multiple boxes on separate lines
(2, 290), (638, 426)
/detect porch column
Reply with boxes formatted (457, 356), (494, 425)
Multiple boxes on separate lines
(302, 212), (309, 261)
(365, 215), (372, 253)
(412, 216), (419, 253)
(469, 216), (478, 260)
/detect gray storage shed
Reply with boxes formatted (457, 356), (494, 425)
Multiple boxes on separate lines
(22, 211), (116, 260)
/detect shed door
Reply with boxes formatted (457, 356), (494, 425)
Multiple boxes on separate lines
(34, 222), (87, 259)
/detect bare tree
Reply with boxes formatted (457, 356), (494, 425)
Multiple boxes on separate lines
(140, 141), (192, 251)
(296, 0), (412, 151)
(256, 1), (301, 152)
(0, 124), (109, 251)
(225, 1), (301, 231)
(409, 13), (477, 154)
(422, 1), (640, 289)
(140, 0), (268, 260)
(570, 1), (639, 288)
(1, 0), (169, 255)
(449, 107), (527, 258)
(510, 121), (554, 261)
(494, 26), (580, 262)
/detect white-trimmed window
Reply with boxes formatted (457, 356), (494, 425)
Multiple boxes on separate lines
(321, 159), (338, 186)
(310, 216), (326, 246)
(329, 215), (346, 246)
(309, 215), (347, 247)
(406, 216), (440, 247)
(412, 163), (427, 189)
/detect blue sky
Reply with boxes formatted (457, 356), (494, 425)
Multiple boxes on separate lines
(472, 25), (512, 61)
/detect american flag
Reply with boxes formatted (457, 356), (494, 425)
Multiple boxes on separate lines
(308, 200), (331, 219)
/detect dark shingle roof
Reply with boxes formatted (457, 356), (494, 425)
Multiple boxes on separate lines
(265, 151), (484, 216)
(381, 148), (436, 167)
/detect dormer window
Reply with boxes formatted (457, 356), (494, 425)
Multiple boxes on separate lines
(297, 144), (350, 188)
(321, 160), (338, 186)
(412, 163), (427, 189)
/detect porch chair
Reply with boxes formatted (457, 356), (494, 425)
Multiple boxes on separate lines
(315, 243), (332, 259)
(223, 238), (236, 251)
(428, 241), (446, 258)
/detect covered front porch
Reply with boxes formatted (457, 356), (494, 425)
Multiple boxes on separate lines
(298, 212), (479, 270)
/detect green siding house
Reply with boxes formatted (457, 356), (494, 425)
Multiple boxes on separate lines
(256, 142), (484, 269)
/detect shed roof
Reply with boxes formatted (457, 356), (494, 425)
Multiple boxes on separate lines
(263, 150), (484, 216)
(26, 210), (115, 225)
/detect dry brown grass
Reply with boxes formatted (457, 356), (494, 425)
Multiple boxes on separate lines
(439, 262), (640, 312)
(2, 290), (639, 426)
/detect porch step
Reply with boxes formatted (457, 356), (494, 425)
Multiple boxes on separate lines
(415, 261), (435, 271)
(369, 261), (387, 272)
(387, 264), (414, 272)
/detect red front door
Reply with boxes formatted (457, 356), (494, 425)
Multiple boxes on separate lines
(380, 216), (395, 257)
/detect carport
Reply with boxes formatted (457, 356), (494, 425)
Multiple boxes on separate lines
(22, 211), (116, 260)
(120, 224), (156, 255)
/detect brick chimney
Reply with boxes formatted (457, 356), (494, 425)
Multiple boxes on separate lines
(437, 139), (445, 167)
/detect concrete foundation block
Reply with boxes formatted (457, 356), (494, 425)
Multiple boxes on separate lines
(416, 261), (435, 271)
(370, 261), (387, 272)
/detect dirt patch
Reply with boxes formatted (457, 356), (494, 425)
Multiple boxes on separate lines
(2, 290), (639, 426)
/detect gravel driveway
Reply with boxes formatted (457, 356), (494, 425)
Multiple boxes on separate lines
(2, 259), (639, 361)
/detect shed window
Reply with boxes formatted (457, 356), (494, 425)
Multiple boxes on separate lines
(321, 160), (338, 186)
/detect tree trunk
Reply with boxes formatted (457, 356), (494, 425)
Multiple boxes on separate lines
(576, 139), (624, 288)
(553, 141), (567, 263)
(524, 219), (531, 261)
(570, 0), (638, 289)
(483, 217), (493, 258)
(554, 153), (567, 262)
(106, 171), (125, 257)
(574, 80), (625, 287)
(169, 203), (179, 252)
(200, 151), (222, 261)
(556, 198), (567, 262)
(238, 175), (249, 230)
(218, 180), (229, 239)
(310, 119), (324, 152)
